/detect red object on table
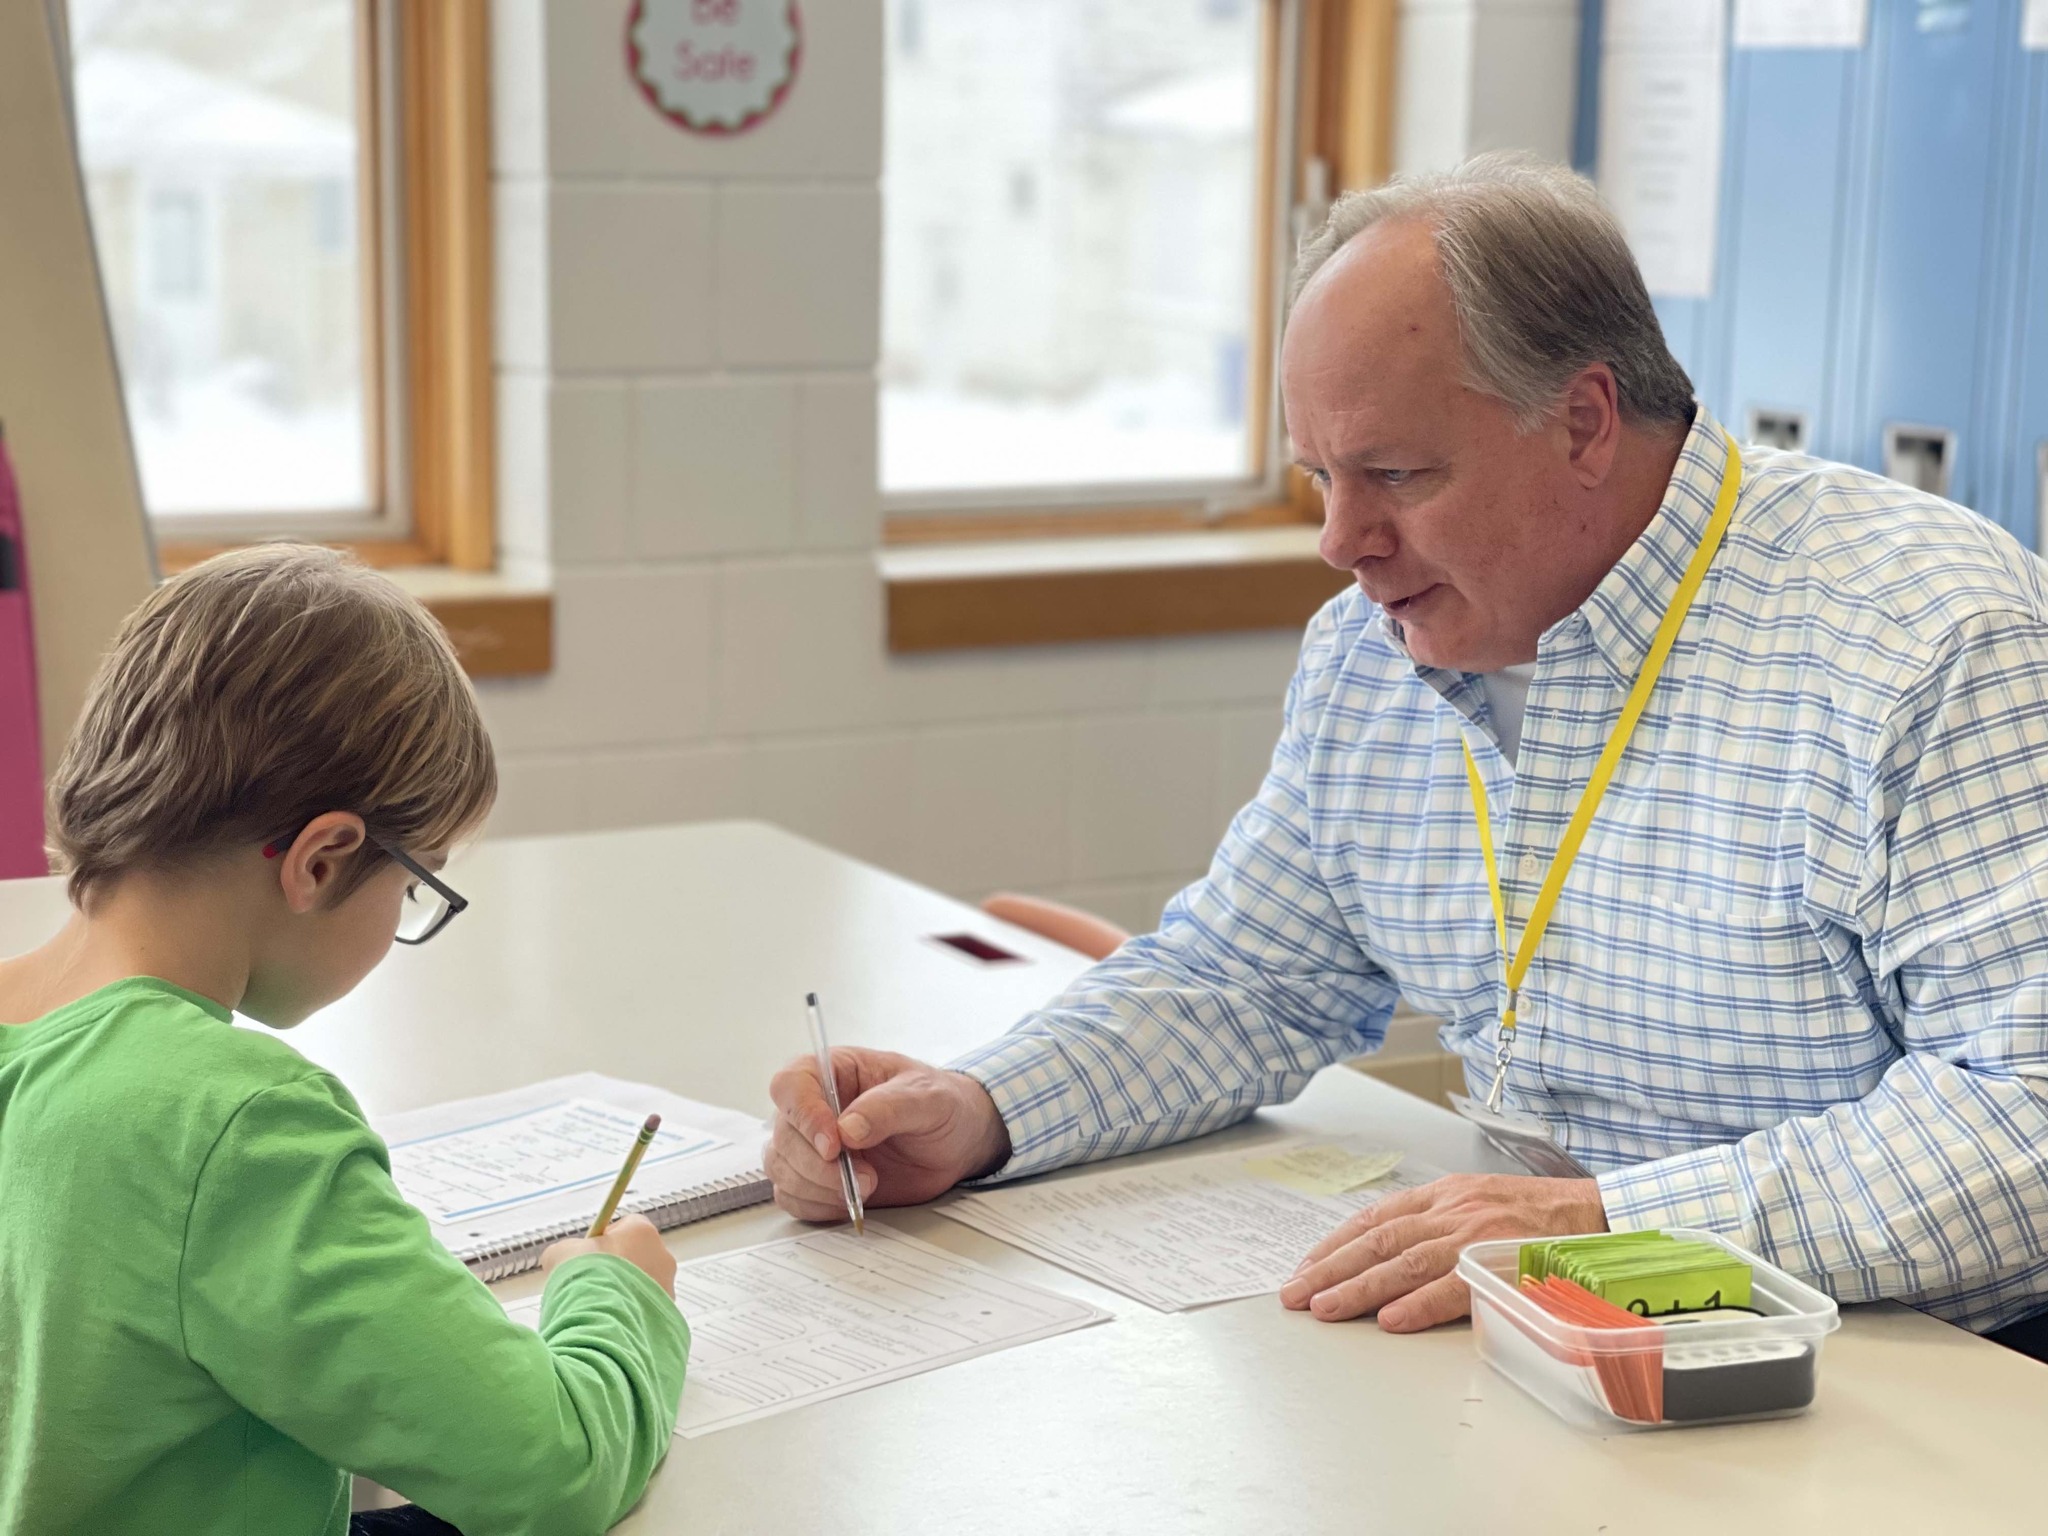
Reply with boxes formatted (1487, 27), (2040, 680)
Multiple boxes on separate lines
(1519, 1273), (1665, 1423)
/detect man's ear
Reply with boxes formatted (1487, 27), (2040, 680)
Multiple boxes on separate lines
(1558, 364), (1624, 489)
(273, 812), (368, 915)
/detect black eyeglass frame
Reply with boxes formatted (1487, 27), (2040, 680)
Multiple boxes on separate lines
(369, 833), (469, 946)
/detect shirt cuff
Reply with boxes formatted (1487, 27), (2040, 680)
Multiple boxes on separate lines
(947, 1029), (1094, 1185)
(541, 1252), (688, 1346)
(1596, 1142), (1748, 1238)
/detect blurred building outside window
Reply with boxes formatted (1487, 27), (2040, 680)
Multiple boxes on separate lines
(882, 0), (1295, 511)
(65, 0), (389, 536)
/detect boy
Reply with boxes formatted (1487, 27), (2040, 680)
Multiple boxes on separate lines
(0, 546), (686, 1535)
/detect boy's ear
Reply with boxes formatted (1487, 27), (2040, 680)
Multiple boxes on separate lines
(273, 812), (369, 915)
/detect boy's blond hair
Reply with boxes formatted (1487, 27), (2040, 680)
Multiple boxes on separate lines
(48, 544), (496, 905)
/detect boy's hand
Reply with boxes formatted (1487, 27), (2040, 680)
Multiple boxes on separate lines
(540, 1214), (677, 1295)
(765, 1047), (1012, 1221)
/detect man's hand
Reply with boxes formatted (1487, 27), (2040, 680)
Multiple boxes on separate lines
(539, 1213), (678, 1294)
(765, 1048), (1011, 1221)
(1278, 1174), (1606, 1332)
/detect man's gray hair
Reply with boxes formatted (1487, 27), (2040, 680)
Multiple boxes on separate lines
(1291, 152), (1695, 430)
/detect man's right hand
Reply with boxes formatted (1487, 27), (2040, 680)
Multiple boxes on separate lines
(765, 1047), (1011, 1221)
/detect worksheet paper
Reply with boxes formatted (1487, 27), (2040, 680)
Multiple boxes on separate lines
(2027, 0), (2048, 50)
(507, 1226), (1106, 1438)
(380, 1074), (768, 1269)
(390, 1099), (725, 1224)
(938, 1139), (1443, 1312)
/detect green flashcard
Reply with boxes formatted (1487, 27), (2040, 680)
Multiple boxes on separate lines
(1589, 1253), (1752, 1316)
(1518, 1229), (1665, 1285)
(1517, 1231), (1753, 1315)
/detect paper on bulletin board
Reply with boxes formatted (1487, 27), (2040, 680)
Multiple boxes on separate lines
(1734, 0), (1867, 48)
(1597, 0), (1727, 300)
(2026, 0), (2048, 50)
(1601, 0), (1723, 50)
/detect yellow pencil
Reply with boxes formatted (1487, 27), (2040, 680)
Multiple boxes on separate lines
(586, 1113), (661, 1237)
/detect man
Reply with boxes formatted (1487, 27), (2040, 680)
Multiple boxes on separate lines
(766, 155), (2048, 1344)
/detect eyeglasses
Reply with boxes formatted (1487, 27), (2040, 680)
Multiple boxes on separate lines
(261, 826), (469, 945)
(369, 834), (468, 945)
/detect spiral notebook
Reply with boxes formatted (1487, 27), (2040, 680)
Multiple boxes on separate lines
(381, 1073), (771, 1281)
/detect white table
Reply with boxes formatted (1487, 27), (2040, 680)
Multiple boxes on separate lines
(2, 822), (2040, 1533)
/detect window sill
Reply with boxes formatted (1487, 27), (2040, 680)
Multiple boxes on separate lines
(381, 565), (553, 679)
(879, 526), (1348, 652)
(156, 545), (552, 678)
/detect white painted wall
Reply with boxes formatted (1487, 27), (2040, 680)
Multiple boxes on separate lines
(481, 0), (1301, 939)
(1393, 0), (1580, 176)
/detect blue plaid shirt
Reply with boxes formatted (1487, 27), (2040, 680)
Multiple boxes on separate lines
(954, 408), (2048, 1332)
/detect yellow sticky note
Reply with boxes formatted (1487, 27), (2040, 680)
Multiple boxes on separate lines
(1243, 1144), (1404, 1197)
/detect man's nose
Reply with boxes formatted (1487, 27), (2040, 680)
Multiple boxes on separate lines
(1317, 488), (1396, 572)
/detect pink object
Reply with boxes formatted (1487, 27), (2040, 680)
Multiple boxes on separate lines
(0, 427), (46, 879)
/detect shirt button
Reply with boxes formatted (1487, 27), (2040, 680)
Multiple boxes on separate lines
(1516, 853), (1542, 881)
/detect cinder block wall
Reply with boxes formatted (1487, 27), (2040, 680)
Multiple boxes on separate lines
(482, 0), (1305, 942)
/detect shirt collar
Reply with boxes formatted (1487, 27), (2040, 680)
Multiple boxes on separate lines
(1573, 405), (1734, 687)
(1369, 405), (1736, 693)
(1372, 608), (1484, 722)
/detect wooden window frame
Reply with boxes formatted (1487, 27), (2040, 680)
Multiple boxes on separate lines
(153, 0), (542, 674)
(882, 0), (1399, 652)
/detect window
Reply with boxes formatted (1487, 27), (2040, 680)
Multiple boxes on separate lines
(68, 0), (380, 529)
(879, 0), (1400, 653)
(63, 0), (494, 569)
(144, 188), (206, 301)
(881, 0), (1300, 514)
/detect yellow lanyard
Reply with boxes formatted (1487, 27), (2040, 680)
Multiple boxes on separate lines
(1464, 433), (1744, 1110)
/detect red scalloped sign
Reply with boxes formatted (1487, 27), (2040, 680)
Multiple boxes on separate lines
(627, 0), (802, 137)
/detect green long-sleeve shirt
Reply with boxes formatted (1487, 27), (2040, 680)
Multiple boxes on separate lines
(0, 977), (688, 1535)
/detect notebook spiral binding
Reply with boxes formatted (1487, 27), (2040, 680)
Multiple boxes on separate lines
(462, 1169), (771, 1283)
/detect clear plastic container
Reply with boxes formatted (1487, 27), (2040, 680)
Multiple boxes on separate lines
(1458, 1227), (1841, 1431)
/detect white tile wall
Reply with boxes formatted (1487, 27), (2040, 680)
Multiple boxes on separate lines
(542, 0), (884, 182)
(547, 185), (716, 373)
(714, 187), (883, 368)
(543, 381), (632, 565)
(737, 733), (921, 868)
(1067, 713), (1228, 885)
(495, 373), (551, 564)
(582, 744), (748, 831)
(1147, 630), (1303, 708)
(489, 0), (545, 178)
(490, 753), (585, 838)
(794, 375), (880, 551)
(535, 0), (676, 179)
(493, 179), (548, 370)
(631, 377), (797, 557)
(1215, 703), (1286, 827)
(478, 567), (715, 753)
(885, 641), (1158, 732)
(483, 0), (1319, 940)
(709, 557), (888, 736)
(900, 722), (1071, 895)
(1032, 878), (1192, 943)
